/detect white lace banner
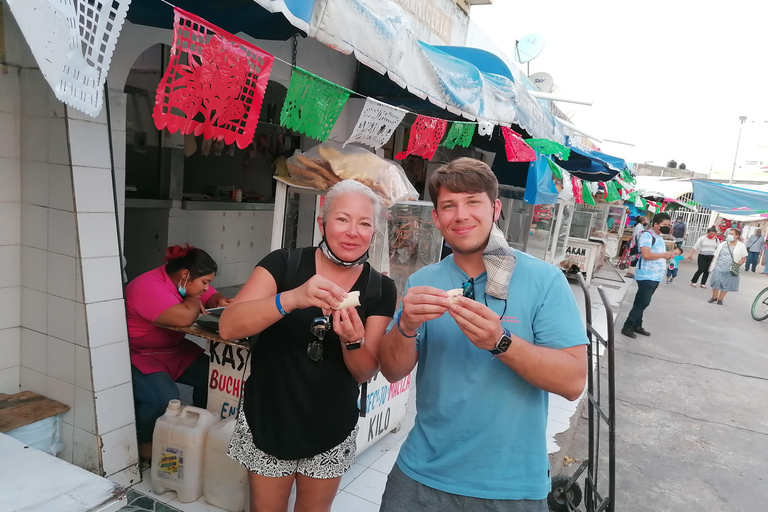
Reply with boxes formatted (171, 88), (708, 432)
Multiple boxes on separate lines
(345, 98), (406, 149)
(7, 0), (131, 117)
(477, 121), (494, 137)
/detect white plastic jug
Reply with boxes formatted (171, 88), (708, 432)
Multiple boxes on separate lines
(151, 399), (217, 503)
(203, 415), (249, 512)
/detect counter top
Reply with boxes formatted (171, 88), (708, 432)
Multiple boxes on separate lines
(182, 200), (275, 211)
(125, 198), (173, 208)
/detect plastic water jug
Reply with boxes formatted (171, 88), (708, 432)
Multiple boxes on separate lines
(203, 415), (249, 511)
(151, 399), (216, 503)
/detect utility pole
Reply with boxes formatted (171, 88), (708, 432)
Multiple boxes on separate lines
(729, 116), (747, 185)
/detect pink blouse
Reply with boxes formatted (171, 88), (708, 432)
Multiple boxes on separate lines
(125, 266), (218, 379)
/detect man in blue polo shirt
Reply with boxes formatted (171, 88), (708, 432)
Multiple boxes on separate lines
(621, 212), (674, 338)
(378, 158), (587, 511)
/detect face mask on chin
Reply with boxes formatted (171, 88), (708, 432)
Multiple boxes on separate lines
(707, 234), (715, 239)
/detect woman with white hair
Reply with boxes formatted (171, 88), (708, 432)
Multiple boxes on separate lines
(219, 180), (397, 512)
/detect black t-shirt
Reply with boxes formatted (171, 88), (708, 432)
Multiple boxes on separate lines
(243, 247), (397, 460)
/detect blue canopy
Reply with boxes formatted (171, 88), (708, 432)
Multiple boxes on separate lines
(127, 0), (311, 39)
(524, 153), (559, 205)
(691, 180), (768, 216)
(556, 140), (625, 182)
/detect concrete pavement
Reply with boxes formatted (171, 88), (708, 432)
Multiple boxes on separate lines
(551, 259), (768, 511)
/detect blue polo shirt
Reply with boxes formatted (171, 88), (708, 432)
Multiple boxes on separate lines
(393, 251), (587, 500)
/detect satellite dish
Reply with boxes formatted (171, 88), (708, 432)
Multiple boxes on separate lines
(551, 84), (562, 95)
(529, 72), (554, 93)
(514, 33), (546, 64)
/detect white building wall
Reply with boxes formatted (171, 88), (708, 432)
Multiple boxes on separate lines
(167, 209), (275, 288)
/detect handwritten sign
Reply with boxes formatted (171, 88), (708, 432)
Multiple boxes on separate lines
(355, 371), (413, 454)
(207, 341), (250, 420)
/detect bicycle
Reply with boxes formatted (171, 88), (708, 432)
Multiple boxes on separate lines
(751, 286), (768, 321)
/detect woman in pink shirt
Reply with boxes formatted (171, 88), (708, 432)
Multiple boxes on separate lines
(126, 245), (230, 464)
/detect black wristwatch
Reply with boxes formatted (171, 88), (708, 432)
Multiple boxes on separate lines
(344, 338), (363, 351)
(489, 328), (513, 356)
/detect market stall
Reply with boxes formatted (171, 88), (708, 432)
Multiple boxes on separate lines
(558, 202), (626, 284)
(269, 143), (441, 454)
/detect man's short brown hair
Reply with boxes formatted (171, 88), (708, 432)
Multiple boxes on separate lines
(427, 157), (498, 207)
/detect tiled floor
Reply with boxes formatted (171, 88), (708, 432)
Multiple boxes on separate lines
(126, 385), (579, 512)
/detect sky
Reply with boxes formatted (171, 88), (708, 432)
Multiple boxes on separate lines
(470, 1), (768, 179)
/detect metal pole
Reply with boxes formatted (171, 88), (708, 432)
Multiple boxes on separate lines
(729, 116), (747, 185)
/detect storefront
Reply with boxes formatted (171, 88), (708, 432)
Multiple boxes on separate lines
(0, 0), (618, 486)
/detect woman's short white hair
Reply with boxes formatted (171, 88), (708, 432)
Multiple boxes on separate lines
(322, 180), (384, 232)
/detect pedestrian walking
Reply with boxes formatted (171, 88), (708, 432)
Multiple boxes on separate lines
(744, 229), (764, 272)
(621, 213), (675, 338)
(708, 227), (748, 305)
(672, 217), (687, 249)
(377, 158), (587, 512)
(763, 238), (768, 275)
(666, 247), (684, 284)
(686, 227), (719, 288)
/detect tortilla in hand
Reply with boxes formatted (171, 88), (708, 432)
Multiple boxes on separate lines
(447, 288), (463, 305)
(333, 291), (361, 310)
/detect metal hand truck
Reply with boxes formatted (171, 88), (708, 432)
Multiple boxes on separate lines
(547, 273), (616, 512)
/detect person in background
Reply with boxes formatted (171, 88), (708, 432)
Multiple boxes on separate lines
(625, 216), (649, 278)
(672, 217), (687, 248)
(621, 213), (675, 338)
(666, 246), (685, 284)
(377, 158), (587, 512)
(763, 237), (768, 275)
(220, 180), (396, 512)
(744, 228), (764, 272)
(686, 227), (720, 288)
(708, 228), (748, 305)
(632, 216), (648, 238)
(126, 245), (231, 466)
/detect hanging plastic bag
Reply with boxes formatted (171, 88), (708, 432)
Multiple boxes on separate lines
(524, 153), (558, 205)
(558, 169), (574, 202)
(6, 416), (64, 456)
(286, 142), (418, 205)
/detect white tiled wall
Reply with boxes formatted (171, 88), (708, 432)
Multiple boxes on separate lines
(167, 209), (274, 288)
(0, 61), (22, 395)
(10, 55), (138, 482)
(18, 66), (83, 468)
(66, 86), (139, 484)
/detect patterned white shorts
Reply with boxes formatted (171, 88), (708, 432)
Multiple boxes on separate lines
(227, 409), (358, 479)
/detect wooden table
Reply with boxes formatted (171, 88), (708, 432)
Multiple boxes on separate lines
(0, 391), (70, 433)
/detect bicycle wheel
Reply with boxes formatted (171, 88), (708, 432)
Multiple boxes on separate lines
(751, 287), (768, 321)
